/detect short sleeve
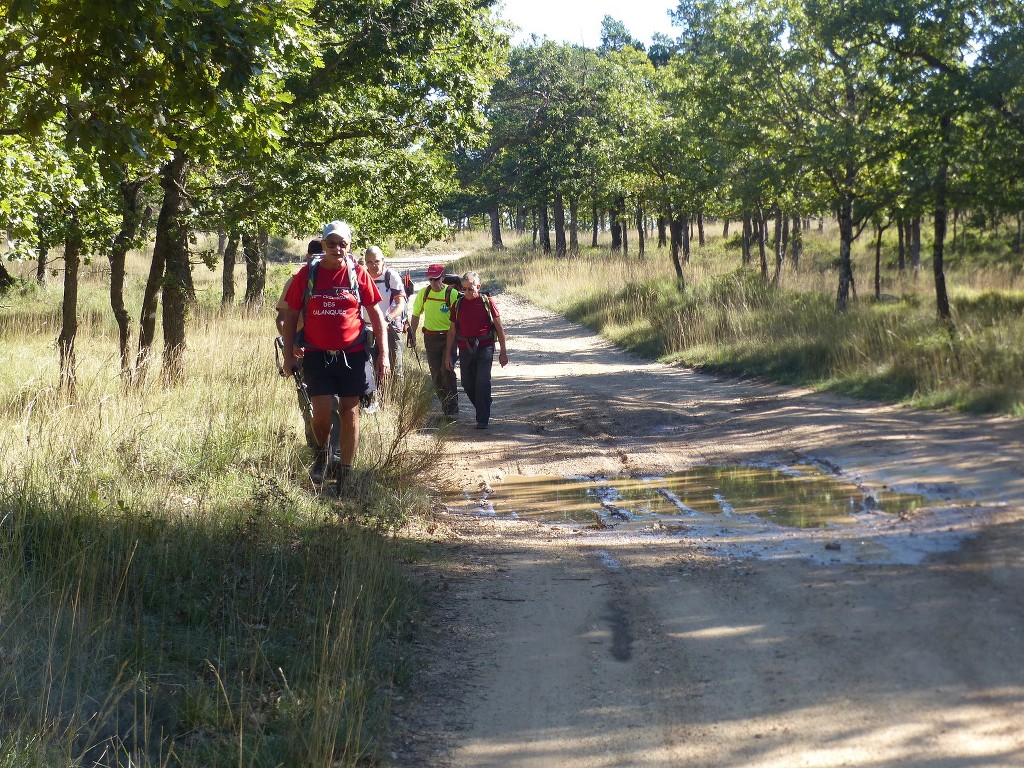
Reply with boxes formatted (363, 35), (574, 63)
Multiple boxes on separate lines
(356, 266), (383, 307)
(283, 266), (309, 310)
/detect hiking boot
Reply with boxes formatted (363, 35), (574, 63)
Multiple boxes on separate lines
(475, 422), (488, 430)
(310, 452), (327, 484)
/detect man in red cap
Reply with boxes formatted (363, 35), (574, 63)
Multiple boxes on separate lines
(408, 263), (460, 421)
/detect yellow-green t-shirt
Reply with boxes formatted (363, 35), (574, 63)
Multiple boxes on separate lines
(412, 285), (459, 331)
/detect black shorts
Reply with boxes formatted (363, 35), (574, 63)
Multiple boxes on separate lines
(302, 349), (368, 398)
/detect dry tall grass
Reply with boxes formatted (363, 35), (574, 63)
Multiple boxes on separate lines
(459, 223), (1024, 415)
(0, 245), (436, 766)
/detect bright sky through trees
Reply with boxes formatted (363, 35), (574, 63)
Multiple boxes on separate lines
(496, 0), (678, 48)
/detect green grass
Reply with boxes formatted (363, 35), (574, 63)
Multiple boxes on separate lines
(0, 250), (441, 767)
(459, 223), (1024, 416)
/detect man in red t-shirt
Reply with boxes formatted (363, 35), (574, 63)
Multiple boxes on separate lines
(280, 220), (390, 483)
(444, 271), (508, 429)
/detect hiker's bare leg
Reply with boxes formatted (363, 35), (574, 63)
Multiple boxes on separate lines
(338, 396), (360, 466)
(311, 395), (335, 449)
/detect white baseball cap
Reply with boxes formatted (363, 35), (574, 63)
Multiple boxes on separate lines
(322, 220), (352, 242)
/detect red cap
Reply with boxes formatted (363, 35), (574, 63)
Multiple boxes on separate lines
(425, 263), (445, 279)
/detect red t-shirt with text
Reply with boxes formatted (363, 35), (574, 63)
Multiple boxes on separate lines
(285, 261), (381, 352)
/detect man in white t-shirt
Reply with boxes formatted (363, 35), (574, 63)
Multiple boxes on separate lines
(363, 245), (406, 378)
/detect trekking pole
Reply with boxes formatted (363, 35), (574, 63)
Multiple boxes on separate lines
(274, 336), (286, 376)
(275, 337), (315, 433)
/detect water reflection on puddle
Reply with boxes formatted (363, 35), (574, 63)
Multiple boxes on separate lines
(445, 465), (926, 530)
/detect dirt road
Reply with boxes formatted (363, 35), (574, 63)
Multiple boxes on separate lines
(389, 283), (1024, 767)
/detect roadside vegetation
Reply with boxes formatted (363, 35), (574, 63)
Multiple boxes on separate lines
(0, 248), (439, 766)
(461, 224), (1024, 416)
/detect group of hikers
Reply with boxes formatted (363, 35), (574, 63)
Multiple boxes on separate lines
(275, 220), (509, 488)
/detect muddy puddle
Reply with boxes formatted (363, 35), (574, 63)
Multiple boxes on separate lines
(443, 464), (977, 565)
(445, 464), (924, 529)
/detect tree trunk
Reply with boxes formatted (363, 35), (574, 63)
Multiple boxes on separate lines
(680, 210), (690, 264)
(140, 204), (154, 241)
(591, 202), (599, 248)
(610, 203), (622, 252)
(110, 179), (145, 377)
(722, 218), (730, 238)
(697, 211), (705, 246)
(741, 212), (752, 267)
(538, 205), (551, 254)
(910, 216), (921, 272)
(137, 194), (174, 378)
(36, 241), (47, 284)
(781, 214), (790, 264)
(137, 247), (165, 379)
(58, 221), (82, 394)
(620, 201), (629, 256)
(657, 215), (667, 248)
(243, 229), (267, 306)
(791, 215), (802, 271)
(897, 218), (906, 272)
(0, 259), (14, 292)
(158, 149), (191, 381)
(1015, 212), (1023, 254)
(836, 194), (856, 312)
(489, 203), (504, 250)
(636, 205), (645, 258)
(756, 205), (769, 281)
(569, 198), (579, 255)
(873, 221), (891, 301)
(669, 210), (685, 289)
(222, 232), (238, 305)
(553, 194), (567, 256)
(772, 207), (783, 284)
(933, 114), (952, 322)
